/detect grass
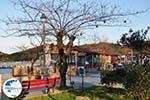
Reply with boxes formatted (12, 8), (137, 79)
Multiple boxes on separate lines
(27, 86), (126, 100)
(27, 92), (76, 100)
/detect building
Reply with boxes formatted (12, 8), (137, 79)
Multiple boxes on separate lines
(39, 44), (121, 73)
(38, 45), (100, 74)
(10, 44), (121, 77)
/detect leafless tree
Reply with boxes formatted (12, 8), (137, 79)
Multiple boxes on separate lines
(14, 44), (29, 52)
(87, 33), (108, 44)
(10, 44), (42, 71)
(1, 0), (142, 87)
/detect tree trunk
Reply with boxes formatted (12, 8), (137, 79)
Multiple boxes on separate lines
(56, 31), (67, 88)
(59, 58), (68, 87)
(56, 31), (76, 88)
(57, 48), (68, 88)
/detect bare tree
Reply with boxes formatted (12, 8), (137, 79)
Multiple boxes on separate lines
(89, 33), (102, 44)
(2, 0), (142, 87)
(86, 33), (108, 44)
(13, 44), (29, 52)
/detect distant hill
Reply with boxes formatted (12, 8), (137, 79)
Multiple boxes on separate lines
(80, 42), (130, 55)
(0, 51), (7, 55)
(8, 45), (43, 61)
(0, 45), (43, 62)
(0, 51), (9, 61)
(0, 42), (130, 61)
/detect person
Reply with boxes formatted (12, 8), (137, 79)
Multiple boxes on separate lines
(35, 70), (41, 79)
(93, 57), (97, 67)
(143, 56), (149, 66)
(27, 66), (30, 75)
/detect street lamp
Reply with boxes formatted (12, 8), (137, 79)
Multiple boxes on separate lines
(78, 32), (83, 46)
(40, 13), (47, 23)
(40, 13), (47, 67)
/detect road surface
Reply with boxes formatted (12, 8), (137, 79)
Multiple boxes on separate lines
(0, 71), (102, 100)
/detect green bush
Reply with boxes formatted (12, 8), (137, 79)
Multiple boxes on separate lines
(123, 65), (150, 99)
(101, 69), (126, 85)
(101, 64), (150, 99)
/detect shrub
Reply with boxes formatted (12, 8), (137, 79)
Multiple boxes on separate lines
(101, 69), (126, 85)
(101, 64), (150, 99)
(123, 65), (150, 99)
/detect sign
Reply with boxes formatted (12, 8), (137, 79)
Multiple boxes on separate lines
(79, 67), (84, 74)
(78, 66), (86, 76)
(2, 78), (22, 98)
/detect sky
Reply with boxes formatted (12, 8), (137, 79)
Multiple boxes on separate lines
(0, 0), (150, 54)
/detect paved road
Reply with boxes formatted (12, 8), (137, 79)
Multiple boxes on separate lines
(66, 71), (102, 88)
(0, 71), (102, 100)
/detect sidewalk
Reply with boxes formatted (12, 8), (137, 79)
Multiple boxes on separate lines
(66, 71), (101, 88)
(0, 71), (102, 100)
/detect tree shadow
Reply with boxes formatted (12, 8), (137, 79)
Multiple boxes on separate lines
(68, 86), (125, 100)
(47, 94), (57, 100)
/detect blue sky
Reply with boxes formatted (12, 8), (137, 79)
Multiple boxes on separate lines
(0, 0), (150, 53)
